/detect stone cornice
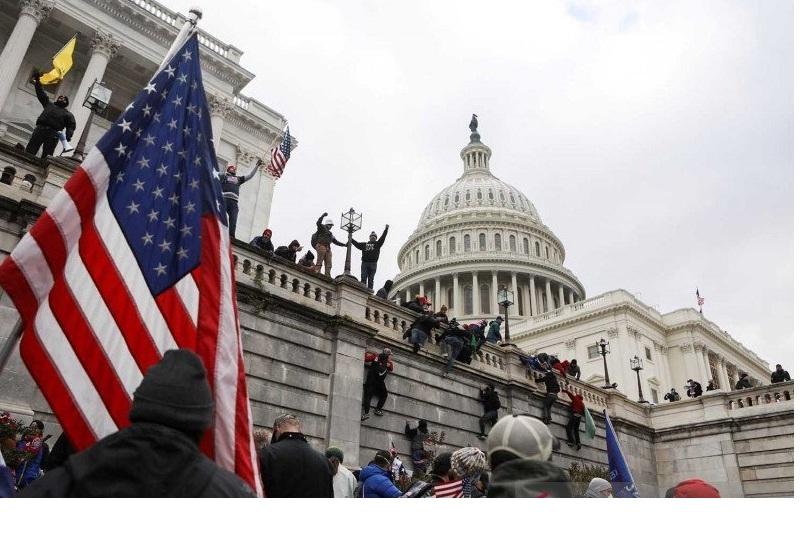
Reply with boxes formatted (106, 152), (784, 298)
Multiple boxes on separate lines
(90, 30), (121, 60)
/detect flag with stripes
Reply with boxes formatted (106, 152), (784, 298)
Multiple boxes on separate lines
(432, 478), (464, 498)
(0, 34), (261, 495)
(696, 288), (705, 311)
(266, 127), (291, 178)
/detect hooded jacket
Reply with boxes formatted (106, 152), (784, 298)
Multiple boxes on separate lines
(352, 226), (388, 263)
(221, 166), (259, 202)
(486, 320), (503, 342)
(535, 372), (561, 395)
(20, 423), (254, 497)
(359, 463), (402, 498)
(313, 215), (345, 247)
(487, 458), (572, 498)
(375, 280), (393, 299)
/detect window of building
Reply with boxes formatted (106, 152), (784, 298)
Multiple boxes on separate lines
(523, 238), (530, 255)
(587, 345), (600, 360)
(500, 192), (505, 202)
(645, 347), (652, 361)
(488, 190), (494, 200)
(510, 193), (516, 204)
(464, 286), (473, 315)
(447, 288), (453, 309)
(464, 234), (471, 252)
(454, 193), (460, 205)
(477, 190), (483, 200)
(535, 242), (541, 256)
(449, 237), (456, 254)
(509, 235), (517, 252)
(424, 245), (430, 260)
(466, 190), (471, 202)
(651, 389), (659, 404)
(494, 233), (502, 250)
(545, 246), (550, 259)
(415, 250), (420, 264)
(444, 196), (449, 206)
(479, 233), (487, 251)
(480, 284), (490, 314)
(436, 240), (442, 258)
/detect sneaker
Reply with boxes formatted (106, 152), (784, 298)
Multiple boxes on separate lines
(575, 444), (582, 451)
(374, 409), (384, 416)
(361, 413), (370, 421)
(476, 433), (487, 440)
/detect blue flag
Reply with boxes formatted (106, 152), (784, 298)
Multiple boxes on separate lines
(604, 410), (640, 498)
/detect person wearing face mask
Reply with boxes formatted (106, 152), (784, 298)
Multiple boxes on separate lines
(25, 70), (76, 158)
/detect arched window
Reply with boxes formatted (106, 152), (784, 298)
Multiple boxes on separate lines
(444, 196), (449, 207)
(500, 192), (506, 202)
(545, 246), (550, 259)
(494, 233), (502, 250)
(488, 190), (494, 200)
(415, 250), (420, 264)
(464, 234), (471, 252)
(480, 284), (491, 314)
(449, 237), (456, 254)
(523, 238), (530, 255)
(510, 193), (516, 204)
(510, 235), (517, 252)
(425, 245), (430, 260)
(535, 242), (541, 257)
(479, 233), (487, 251)
(464, 286), (473, 315)
(436, 240), (442, 258)
(454, 193), (460, 205)
(466, 190), (471, 202)
(477, 190), (483, 200)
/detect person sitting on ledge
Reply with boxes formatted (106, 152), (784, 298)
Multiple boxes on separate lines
(686, 379), (703, 398)
(249, 228), (274, 254)
(566, 359), (581, 380)
(486, 316), (503, 344)
(274, 240), (303, 263)
(664, 388), (681, 402)
(706, 380), (718, 392)
(297, 250), (315, 272)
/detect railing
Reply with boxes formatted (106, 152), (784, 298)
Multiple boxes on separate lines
(727, 382), (793, 411)
(232, 95), (250, 111)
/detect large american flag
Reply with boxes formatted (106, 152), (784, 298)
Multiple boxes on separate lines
(266, 127), (291, 179)
(0, 34), (261, 495)
(696, 288), (705, 310)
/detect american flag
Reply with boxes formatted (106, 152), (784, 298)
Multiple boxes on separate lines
(432, 478), (464, 498)
(696, 288), (705, 311)
(266, 127), (291, 178)
(0, 34), (261, 495)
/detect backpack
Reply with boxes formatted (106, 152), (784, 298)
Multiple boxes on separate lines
(311, 231), (320, 248)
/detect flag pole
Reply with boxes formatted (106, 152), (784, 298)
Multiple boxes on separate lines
(0, 317), (22, 374)
(156, 7), (203, 74)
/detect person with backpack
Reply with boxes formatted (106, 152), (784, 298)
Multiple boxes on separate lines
(361, 349), (394, 421)
(311, 212), (347, 277)
(351, 225), (389, 290)
(477, 384), (501, 439)
(441, 319), (471, 377)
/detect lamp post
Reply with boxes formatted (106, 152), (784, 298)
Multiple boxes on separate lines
(597, 338), (615, 389)
(630, 355), (648, 403)
(497, 285), (514, 343)
(340, 207), (362, 279)
(72, 79), (112, 161)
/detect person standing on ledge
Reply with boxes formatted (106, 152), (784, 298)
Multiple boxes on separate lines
(25, 70), (76, 159)
(351, 225), (389, 290)
(771, 364), (791, 383)
(486, 316), (503, 344)
(222, 159), (263, 239)
(311, 212), (346, 277)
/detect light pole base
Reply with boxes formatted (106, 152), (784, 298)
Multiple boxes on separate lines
(637, 400), (650, 404)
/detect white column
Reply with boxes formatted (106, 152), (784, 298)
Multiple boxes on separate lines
(405, 288), (411, 303)
(569, 291), (575, 305)
(717, 357), (730, 392)
(452, 274), (460, 317)
(418, 282), (425, 300)
(511, 273), (519, 317)
(208, 93), (233, 149)
(71, 31), (120, 145)
(472, 271), (479, 315)
(545, 280), (553, 312)
(529, 275), (538, 315)
(490, 271), (498, 315)
(0, 0), (54, 114)
(435, 276), (441, 310)
(558, 284), (565, 309)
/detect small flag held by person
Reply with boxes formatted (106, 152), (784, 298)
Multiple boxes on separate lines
(266, 126), (292, 178)
(583, 405), (596, 440)
(39, 33), (78, 85)
(696, 288), (705, 314)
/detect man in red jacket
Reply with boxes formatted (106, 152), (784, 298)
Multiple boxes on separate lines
(561, 388), (585, 450)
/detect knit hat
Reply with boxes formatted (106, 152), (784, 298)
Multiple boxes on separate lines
(666, 479), (721, 498)
(585, 477), (613, 498)
(487, 414), (555, 469)
(325, 447), (344, 463)
(129, 349), (214, 433)
(374, 449), (392, 466)
(451, 447), (487, 477)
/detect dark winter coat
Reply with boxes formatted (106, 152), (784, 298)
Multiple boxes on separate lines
(221, 166), (258, 202)
(274, 246), (298, 262)
(771, 369), (791, 383)
(535, 372), (560, 395)
(402, 300), (425, 313)
(375, 281), (393, 299)
(33, 79), (76, 138)
(411, 314), (441, 336)
(486, 320), (502, 342)
(20, 423), (254, 497)
(404, 423), (428, 453)
(259, 432), (333, 498)
(359, 464), (402, 498)
(352, 227), (388, 263)
(735, 377), (752, 390)
(567, 362), (581, 380)
(313, 215), (345, 247)
(365, 354), (393, 384)
(479, 389), (501, 412)
(249, 236), (274, 253)
(487, 458), (572, 498)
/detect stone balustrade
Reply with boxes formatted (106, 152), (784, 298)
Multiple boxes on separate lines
(727, 382), (793, 411)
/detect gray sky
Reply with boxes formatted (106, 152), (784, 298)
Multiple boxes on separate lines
(167, 0), (793, 373)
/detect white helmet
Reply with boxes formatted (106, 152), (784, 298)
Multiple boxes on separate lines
(324, 218), (334, 226)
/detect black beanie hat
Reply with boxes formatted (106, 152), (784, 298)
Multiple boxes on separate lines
(129, 349), (214, 432)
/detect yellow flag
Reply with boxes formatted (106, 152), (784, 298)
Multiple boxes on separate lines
(39, 34), (77, 85)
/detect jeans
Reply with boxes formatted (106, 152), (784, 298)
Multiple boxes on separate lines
(26, 126), (59, 158)
(314, 243), (333, 277)
(479, 409), (498, 435)
(224, 198), (239, 238)
(361, 261), (378, 289)
(363, 380), (388, 414)
(410, 328), (428, 348)
(444, 337), (464, 374)
(566, 413), (582, 445)
(543, 393), (558, 421)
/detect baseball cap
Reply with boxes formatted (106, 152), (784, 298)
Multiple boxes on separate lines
(487, 414), (555, 469)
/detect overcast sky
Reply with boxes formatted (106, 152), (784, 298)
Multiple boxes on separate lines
(166, 0), (793, 373)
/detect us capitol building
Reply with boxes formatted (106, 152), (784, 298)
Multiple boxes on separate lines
(392, 120), (772, 402)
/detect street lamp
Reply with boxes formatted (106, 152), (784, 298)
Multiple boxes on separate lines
(596, 338), (616, 389)
(72, 79), (113, 161)
(340, 207), (362, 279)
(497, 285), (514, 342)
(630, 355), (648, 403)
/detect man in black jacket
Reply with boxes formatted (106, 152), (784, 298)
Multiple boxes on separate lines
(375, 280), (393, 300)
(735, 373), (753, 390)
(274, 240), (303, 263)
(771, 364), (791, 383)
(351, 225), (389, 289)
(249, 228), (274, 254)
(259, 414), (333, 498)
(25, 70), (76, 158)
(20, 349), (255, 497)
(534, 369), (560, 424)
(362, 349), (394, 420)
(477, 384), (501, 439)
(222, 160), (263, 238)
(664, 388), (681, 402)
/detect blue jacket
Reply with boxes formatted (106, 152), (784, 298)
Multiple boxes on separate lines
(15, 441), (43, 489)
(359, 464), (402, 498)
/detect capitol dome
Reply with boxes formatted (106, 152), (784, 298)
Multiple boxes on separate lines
(393, 120), (585, 323)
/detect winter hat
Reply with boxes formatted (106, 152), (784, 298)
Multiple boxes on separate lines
(374, 449), (392, 467)
(666, 479), (720, 498)
(487, 414), (555, 469)
(129, 349), (214, 433)
(262, 228), (272, 237)
(370, 231), (378, 238)
(325, 447), (344, 463)
(585, 477), (613, 498)
(451, 447), (487, 477)
(323, 218), (334, 226)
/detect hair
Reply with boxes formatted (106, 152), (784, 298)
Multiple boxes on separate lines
(31, 420), (44, 431)
(325, 447), (344, 463)
(431, 452), (453, 477)
(418, 420), (428, 432)
(273, 413), (301, 432)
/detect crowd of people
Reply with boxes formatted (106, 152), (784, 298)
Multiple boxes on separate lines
(662, 364), (791, 403)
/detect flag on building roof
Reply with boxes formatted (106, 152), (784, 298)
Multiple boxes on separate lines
(604, 410), (640, 498)
(0, 33), (262, 495)
(266, 126), (292, 178)
(696, 288), (705, 314)
(39, 33), (78, 85)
